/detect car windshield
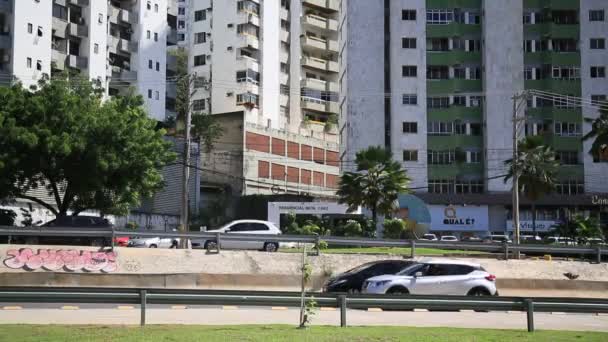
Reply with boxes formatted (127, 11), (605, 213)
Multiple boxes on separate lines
(343, 262), (375, 274)
(396, 263), (425, 276)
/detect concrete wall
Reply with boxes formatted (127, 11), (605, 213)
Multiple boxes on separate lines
(483, 0), (524, 193)
(188, 0), (211, 114)
(340, 0), (385, 171)
(390, 0), (427, 190)
(261, 0), (280, 129)
(581, 0), (608, 193)
(83, 1), (108, 83)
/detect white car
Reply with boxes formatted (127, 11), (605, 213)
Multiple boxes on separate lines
(128, 236), (180, 248)
(192, 220), (282, 252)
(420, 234), (438, 241)
(440, 235), (459, 242)
(363, 260), (498, 296)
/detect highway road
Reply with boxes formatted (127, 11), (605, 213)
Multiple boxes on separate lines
(0, 303), (607, 332)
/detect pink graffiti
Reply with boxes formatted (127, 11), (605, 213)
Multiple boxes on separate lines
(3, 248), (117, 273)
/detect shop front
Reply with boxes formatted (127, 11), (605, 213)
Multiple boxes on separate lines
(428, 204), (490, 239)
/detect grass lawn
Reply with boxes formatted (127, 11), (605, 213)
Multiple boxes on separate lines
(280, 247), (489, 256)
(0, 325), (605, 342)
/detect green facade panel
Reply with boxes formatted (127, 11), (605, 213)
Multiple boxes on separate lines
(524, 24), (580, 39)
(549, 136), (583, 151)
(557, 165), (584, 179)
(428, 164), (484, 179)
(426, 0), (481, 9)
(427, 135), (484, 150)
(427, 107), (483, 121)
(426, 23), (482, 38)
(526, 108), (582, 122)
(427, 51), (482, 65)
(524, 0), (580, 10)
(524, 52), (580, 66)
(525, 79), (581, 95)
(428, 80), (483, 94)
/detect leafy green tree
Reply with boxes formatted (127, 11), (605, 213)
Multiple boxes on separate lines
(383, 218), (406, 239)
(504, 136), (559, 235)
(0, 75), (175, 218)
(583, 102), (608, 162)
(337, 146), (411, 230)
(551, 215), (603, 243)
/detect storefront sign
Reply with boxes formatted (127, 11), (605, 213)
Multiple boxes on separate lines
(428, 205), (489, 231)
(592, 195), (608, 205)
(267, 202), (360, 226)
(506, 220), (557, 233)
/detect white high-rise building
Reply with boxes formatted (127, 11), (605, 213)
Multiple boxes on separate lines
(341, 0), (608, 237)
(0, 0), (171, 121)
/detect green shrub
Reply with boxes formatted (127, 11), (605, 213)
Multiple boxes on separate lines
(383, 218), (406, 239)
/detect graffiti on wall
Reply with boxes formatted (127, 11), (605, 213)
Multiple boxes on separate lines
(3, 248), (117, 272)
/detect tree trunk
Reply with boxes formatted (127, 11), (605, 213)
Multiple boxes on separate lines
(371, 207), (378, 237)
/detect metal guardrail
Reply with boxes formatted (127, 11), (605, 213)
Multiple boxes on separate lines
(0, 226), (605, 263)
(1, 287), (607, 331)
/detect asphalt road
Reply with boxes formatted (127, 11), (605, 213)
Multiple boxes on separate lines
(0, 303), (607, 332)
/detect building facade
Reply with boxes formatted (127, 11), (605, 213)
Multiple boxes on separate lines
(341, 0), (608, 237)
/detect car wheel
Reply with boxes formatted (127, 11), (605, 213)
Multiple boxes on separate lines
(264, 242), (279, 252)
(386, 287), (409, 295)
(468, 287), (491, 296)
(205, 241), (218, 252)
(149, 244), (158, 248)
(348, 289), (360, 294)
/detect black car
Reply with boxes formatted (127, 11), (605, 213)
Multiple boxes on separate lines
(12, 216), (113, 247)
(324, 260), (415, 293)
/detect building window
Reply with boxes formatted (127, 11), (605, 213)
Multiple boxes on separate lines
(178, 7), (185, 15)
(402, 122), (418, 133)
(402, 37), (416, 49)
(236, 92), (259, 106)
(195, 32), (206, 44)
(455, 180), (484, 194)
(589, 10), (605, 22)
(556, 180), (584, 195)
(36, 60), (42, 71)
(591, 38), (605, 49)
(147, 30), (151, 39)
(551, 66), (580, 80)
(428, 150), (455, 165)
(155, 91), (159, 100)
(591, 66), (606, 78)
(468, 151), (482, 164)
(403, 150), (418, 162)
(178, 20), (185, 29)
(453, 95), (466, 106)
(427, 9), (454, 25)
(427, 66), (449, 79)
(402, 94), (417, 105)
(470, 96), (483, 107)
(148, 89), (152, 98)
(428, 179), (454, 194)
(156, 62), (160, 71)
(94, 43), (99, 54)
(195, 10), (206, 21)
(554, 122), (582, 137)
(591, 95), (607, 105)
(556, 151), (579, 165)
(428, 121), (453, 135)
(402, 10), (416, 21)
(154, 4), (158, 12)
(27, 58), (32, 69)
(194, 54), (206, 66)
(27, 23), (33, 34)
(147, 1), (151, 10)
(148, 59), (153, 69)
(154, 33), (158, 42)
(193, 99), (205, 111)
(236, 69), (260, 85)
(427, 97), (449, 108)
(402, 65), (417, 77)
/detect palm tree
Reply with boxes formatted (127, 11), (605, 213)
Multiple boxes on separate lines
(337, 146), (411, 231)
(583, 102), (608, 162)
(504, 136), (559, 235)
(552, 215), (603, 244)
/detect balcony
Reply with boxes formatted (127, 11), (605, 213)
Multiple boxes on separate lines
(302, 0), (339, 12)
(280, 7), (289, 20)
(426, 23), (482, 38)
(528, 0), (580, 10)
(0, 35), (10, 50)
(237, 12), (260, 27)
(68, 23), (88, 38)
(280, 50), (289, 63)
(280, 94), (289, 107)
(302, 56), (338, 72)
(524, 23), (579, 39)
(52, 18), (68, 38)
(302, 36), (338, 53)
(67, 55), (88, 69)
(280, 29), (289, 42)
(167, 29), (177, 45)
(526, 107), (582, 122)
(236, 55), (259, 71)
(238, 34), (259, 50)
(301, 97), (338, 114)
(118, 39), (138, 53)
(427, 79), (482, 95)
(51, 50), (67, 70)
(280, 72), (289, 85)
(119, 9), (137, 24)
(427, 135), (484, 150)
(111, 66), (137, 82)
(427, 106), (483, 121)
(524, 51), (580, 65)
(525, 79), (581, 96)
(303, 14), (338, 32)
(428, 164), (484, 179)
(426, 51), (482, 65)
(301, 78), (338, 92)
(0, 0), (12, 12)
(68, 0), (90, 6)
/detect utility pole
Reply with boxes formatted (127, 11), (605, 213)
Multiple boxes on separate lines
(511, 91), (529, 256)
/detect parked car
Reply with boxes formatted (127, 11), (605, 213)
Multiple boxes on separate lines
(363, 259), (497, 296)
(12, 216), (113, 247)
(191, 220), (282, 252)
(483, 235), (512, 244)
(420, 234), (438, 241)
(114, 236), (130, 247)
(461, 236), (482, 242)
(440, 235), (459, 242)
(128, 231), (180, 249)
(520, 235), (542, 243)
(324, 260), (415, 293)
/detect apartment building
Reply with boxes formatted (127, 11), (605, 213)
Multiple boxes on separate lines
(179, 0), (341, 201)
(341, 0), (608, 237)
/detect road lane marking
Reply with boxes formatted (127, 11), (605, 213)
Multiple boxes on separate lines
(271, 307), (288, 311)
(551, 312), (567, 315)
(222, 306), (238, 310)
(171, 305), (187, 310)
(460, 310), (475, 313)
(320, 307), (337, 311)
(413, 309), (428, 312)
(117, 306), (134, 310)
(61, 306), (79, 310)
(2, 306), (22, 310)
(367, 308), (382, 312)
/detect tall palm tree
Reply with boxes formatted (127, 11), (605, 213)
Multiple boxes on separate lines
(504, 136), (559, 235)
(583, 102), (608, 162)
(337, 146), (411, 230)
